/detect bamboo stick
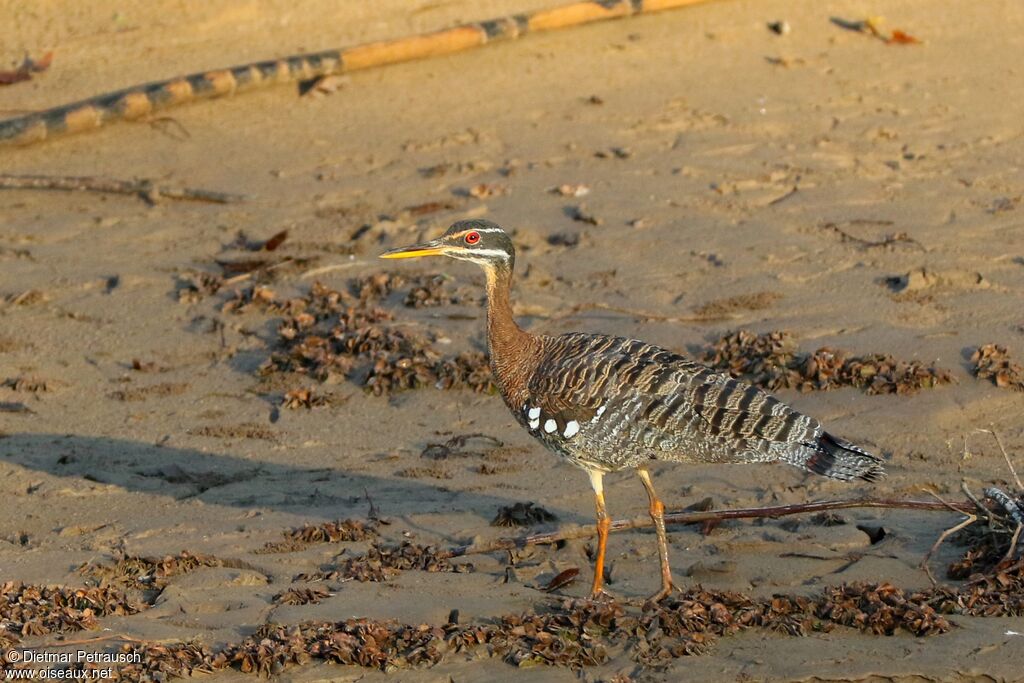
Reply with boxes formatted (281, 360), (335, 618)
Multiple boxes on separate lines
(0, 0), (717, 147)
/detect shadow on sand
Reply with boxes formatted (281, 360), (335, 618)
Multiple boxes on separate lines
(0, 432), (590, 534)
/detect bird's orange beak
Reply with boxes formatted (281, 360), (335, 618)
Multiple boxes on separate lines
(379, 238), (446, 260)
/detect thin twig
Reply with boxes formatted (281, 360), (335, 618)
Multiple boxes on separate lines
(222, 258), (296, 286)
(962, 481), (996, 528)
(1006, 523), (1023, 563)
(300, 261), (367, 279)
(818, 221), (924, 251)
(443, 497), (975, 559)
(987, 426), (1022, 491)
(365, 487), (385, 523)
(921, 516), (976, 585)
(542, 301), (709, 327)
(768, 186), (799, 206)
(922, 486), (972, 516)
(31, 633), (150, 649)
(0, 174), (246, 204)
(920, 488), (978, 586)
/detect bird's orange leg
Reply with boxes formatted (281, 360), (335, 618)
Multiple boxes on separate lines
(587, 468), (612, 600)
(637, 468), (676, 603)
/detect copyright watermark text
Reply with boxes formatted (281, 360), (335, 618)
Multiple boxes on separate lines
(3, 649), (140, 679)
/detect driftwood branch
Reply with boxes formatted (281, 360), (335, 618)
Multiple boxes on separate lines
(444, 497), (976, 559)
(0, 174), (246, 204)
(1, 0), (713, 147)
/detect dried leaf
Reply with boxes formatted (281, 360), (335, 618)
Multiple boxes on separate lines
(0, 70), (30, 86)
(544, 568), (580, 593)
(550, 184), (590, 197)
(282, 387), (329, 409)
(0, 51), (53, 86)
(262, 230), (289, 252)
(888, 29), (921, 45)
(468, 183), (505, 199)
(29, 51), (53, 71)
(301, 74), (347, 97)
(406, 201), (452, 217)
(685, 497), (715, 513)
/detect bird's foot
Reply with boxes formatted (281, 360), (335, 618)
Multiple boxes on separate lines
(566, 589), (616, 607)
(643, 582), (677, 609)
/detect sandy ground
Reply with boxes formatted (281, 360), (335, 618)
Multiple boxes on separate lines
(2, 0), (1024, 680)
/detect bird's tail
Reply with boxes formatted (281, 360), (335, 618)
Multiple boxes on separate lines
(797, 432), (885, 482)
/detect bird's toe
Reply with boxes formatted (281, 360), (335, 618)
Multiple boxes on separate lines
(644, 583), (676, 608)
(585, 588), (616, 603)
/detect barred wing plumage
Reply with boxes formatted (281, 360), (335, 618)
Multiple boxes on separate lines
(522, 333), (883, 481)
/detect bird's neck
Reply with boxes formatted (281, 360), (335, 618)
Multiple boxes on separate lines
(483, 263), (537, 402)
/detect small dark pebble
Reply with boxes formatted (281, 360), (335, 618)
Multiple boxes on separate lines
(548, 232), (580, 247)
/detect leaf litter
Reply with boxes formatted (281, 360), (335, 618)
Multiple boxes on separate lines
(78, 551), (235, 592)
(295, 542), (474, 583)
(71, 566), (1024, 680)
(0, 581), (142, 647)
(6, 512), (1024, 677)
(703, 329), (954, 394)
(256, 519), (378, 554)
(971, 344), (1024, 391)
(252, 279), (495, 395)
(491, 502), (557, 528)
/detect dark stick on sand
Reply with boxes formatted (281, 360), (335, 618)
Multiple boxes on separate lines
(0, 173), (246, 204)
(443, 497), (976, 559)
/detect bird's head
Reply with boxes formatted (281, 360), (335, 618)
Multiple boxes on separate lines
(379, 219), (515, 271)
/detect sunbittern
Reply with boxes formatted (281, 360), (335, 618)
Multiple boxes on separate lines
(381, 219), (884, 602)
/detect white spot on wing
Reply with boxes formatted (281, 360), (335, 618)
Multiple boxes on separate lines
(563, 421), (580, 438)
(543, 419), (557, 433)
(591, 405), (606, 423)
(529, 418), (539, 430)
(528, 407), (541, 420)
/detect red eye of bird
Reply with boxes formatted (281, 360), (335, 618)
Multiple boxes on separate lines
(465, 231), (480, 245)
